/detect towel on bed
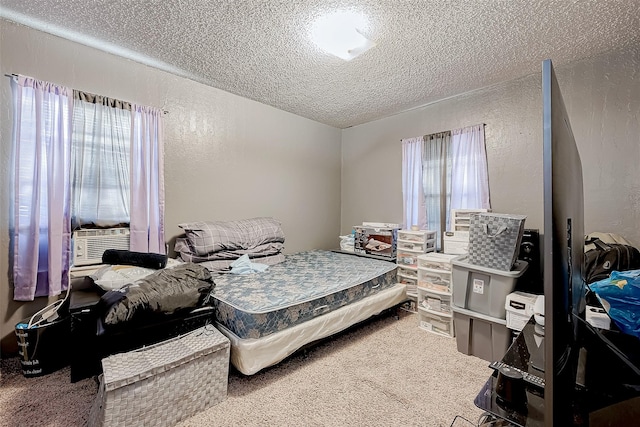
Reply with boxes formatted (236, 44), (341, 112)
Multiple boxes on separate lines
(229, 254), (269, 274)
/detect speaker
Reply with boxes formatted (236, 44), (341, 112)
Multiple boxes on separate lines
(517, 229), (542, 294)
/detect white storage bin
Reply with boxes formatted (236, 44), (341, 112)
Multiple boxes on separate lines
(417, 253), (458, 271)
(398, 275), (418, 295)
(397, 266), (418, 279)
(418, 289), (452, 314)
(398, 229), (436, 242)
(397, 230), (437, 254)
(398, 240), (429, 252)
(443, 232), (470, 255)
(451, 255), (528, 319)
(419, 310), (454, 337)
(450, 209), (489, 235)
(397, 252), (419, 268)
(399, 275), (417, 285)
(505, 291), (540, 331)
(418, 269), (452, 293)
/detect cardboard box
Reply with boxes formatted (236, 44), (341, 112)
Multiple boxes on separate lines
(505, 291), (539, 331)
(586, 305), (611, 330)
(353, 226), (398, 259)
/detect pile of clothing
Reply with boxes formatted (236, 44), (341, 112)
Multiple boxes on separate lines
(175, 216), (286, 273)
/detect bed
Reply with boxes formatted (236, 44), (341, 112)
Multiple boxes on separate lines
(173, 218), (408, 374)
(93, 218), (406, 376)
(210, 250), (406, 375)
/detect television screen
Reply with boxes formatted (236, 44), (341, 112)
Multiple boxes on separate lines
(474, 59), (640, 427)
(542, 58), (586, 426)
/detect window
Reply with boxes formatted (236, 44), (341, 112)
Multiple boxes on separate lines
(422, 132), (452, 248)
(11, 75), (165, 301)
(402, 124), (490, 250)
(71, 93), (132, 229)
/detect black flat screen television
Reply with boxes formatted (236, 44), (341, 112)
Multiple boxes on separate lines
(542, 58), (586, 426)
(542, 59), (640, 426)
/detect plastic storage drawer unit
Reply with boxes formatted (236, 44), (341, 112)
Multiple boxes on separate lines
(452, 306), (510, 362)
(417, 252), (458, 271)
(419, 310), (454, 337)
(451, 255), (528, 319)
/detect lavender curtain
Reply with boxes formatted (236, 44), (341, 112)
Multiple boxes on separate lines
(450, 124), (491, 210)
(401, 137), (426, 230)
(130, 105), (165, 253)
(11, 76), (72, 301)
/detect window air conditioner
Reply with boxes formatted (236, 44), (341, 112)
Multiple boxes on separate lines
(72, 227), (131, 266)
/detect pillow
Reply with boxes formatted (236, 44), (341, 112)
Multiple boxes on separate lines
(178, 217), (285, 256)
(91, 258), (182, 291)
(102, 249), (168, 269)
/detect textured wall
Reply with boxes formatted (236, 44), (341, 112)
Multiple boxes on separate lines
(1, 18), (638, 356)
(341, 46), (640, 248)
(0, 20), (341, 354)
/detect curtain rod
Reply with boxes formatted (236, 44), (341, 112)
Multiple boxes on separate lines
(4, 73), (168, 114)
(399, 123), (486, 141)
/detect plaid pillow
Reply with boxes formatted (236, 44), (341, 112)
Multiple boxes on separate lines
(178, 217), (285, 256)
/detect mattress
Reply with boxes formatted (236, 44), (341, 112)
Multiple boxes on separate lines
(211, 250), (397, 339)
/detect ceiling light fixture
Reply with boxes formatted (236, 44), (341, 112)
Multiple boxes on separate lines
(311, 11), (375, 61)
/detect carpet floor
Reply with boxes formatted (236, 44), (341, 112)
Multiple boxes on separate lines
(0, 310), (494, 427)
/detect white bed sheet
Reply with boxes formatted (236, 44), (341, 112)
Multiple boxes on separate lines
(216, 283), (407, 375)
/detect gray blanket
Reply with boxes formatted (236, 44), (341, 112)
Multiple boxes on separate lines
(177, 217), (285, 256)
(101, 262), (215, 326)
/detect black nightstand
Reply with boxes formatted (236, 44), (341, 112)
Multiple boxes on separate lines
(69, 279), (104, 382)
(68, 276), (217, 382)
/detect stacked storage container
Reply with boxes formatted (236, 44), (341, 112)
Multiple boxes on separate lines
(449, 211), (530, 362)
(416, 253), (459, 337)
(450, 255), (528, 362)
(396, 230), (437, 310)
(443, 209), (488, 255)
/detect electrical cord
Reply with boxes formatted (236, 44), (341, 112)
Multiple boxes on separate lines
(27, 273), (72, 328)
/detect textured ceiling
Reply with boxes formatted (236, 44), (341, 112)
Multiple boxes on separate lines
(1, 1), (639, 129)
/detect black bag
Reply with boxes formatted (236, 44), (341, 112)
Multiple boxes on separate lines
(584, 238), (640, 284)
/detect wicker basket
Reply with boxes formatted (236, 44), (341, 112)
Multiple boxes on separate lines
(89, 324), (230, 427)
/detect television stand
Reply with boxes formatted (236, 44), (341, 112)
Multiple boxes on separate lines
(474, 317), (640, 426)
(474, 318), (545, 426)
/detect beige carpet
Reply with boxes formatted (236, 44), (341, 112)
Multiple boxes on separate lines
(0, 310), (493, 427)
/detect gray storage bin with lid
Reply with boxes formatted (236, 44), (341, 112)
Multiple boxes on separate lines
(452, 255), (528, 319)
(452, 305), (511, 362)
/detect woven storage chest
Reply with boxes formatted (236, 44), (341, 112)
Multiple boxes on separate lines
(89, 325), (230, 427)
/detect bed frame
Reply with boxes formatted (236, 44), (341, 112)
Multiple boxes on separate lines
(216, 283), (407, 375)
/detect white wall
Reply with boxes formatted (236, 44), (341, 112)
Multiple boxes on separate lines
(0, 19), (342, 354)
(341, 47), (640, 250)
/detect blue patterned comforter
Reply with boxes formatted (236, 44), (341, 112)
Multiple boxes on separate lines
(211, 250), (397, 339)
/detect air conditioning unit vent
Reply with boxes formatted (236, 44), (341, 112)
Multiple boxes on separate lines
(72, 227), (130, 266)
